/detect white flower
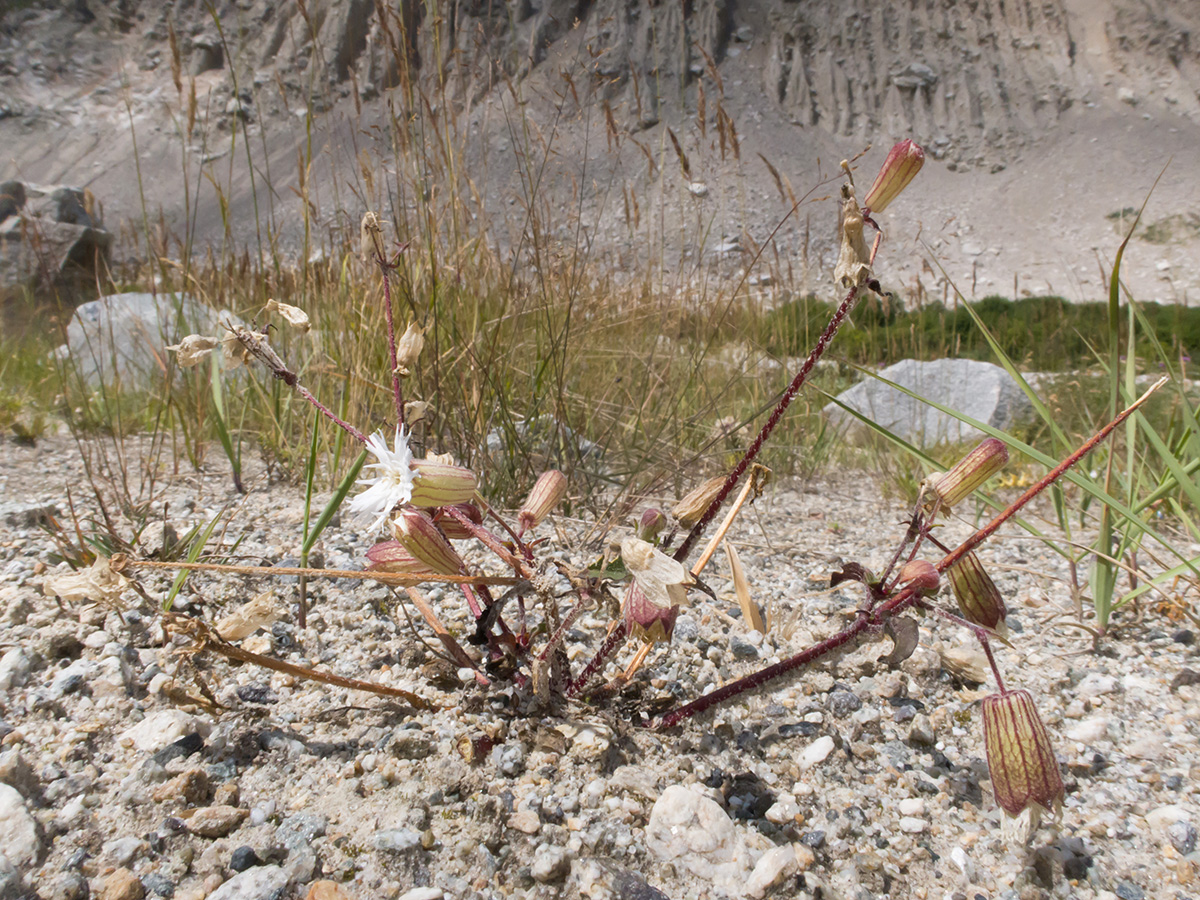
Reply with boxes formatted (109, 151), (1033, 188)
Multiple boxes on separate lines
(349, 427), (417, 533)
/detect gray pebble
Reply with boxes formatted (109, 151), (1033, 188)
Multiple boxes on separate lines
(1168, 821), (1198, 856)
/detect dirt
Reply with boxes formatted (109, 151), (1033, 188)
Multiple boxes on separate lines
(1, 432), (1199, 900)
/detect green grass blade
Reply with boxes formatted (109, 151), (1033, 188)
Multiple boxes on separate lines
(301, 448), (368, 558)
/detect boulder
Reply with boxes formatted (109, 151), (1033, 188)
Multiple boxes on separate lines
(824, 358), (1033, 447)
(0, 181), (111, 296)
(57, 292), (239, 389)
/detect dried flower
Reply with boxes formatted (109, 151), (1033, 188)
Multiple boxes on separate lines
(672, 475), (727, 527)
(519, 470), (568, 533)
(349, 427), (416, 534)
(216, 591), (282, 641)
(947, 551), (1009, 635)
(863, 139), (925, 214)
(981, 689), (1065, 817)
(409, 458), (478, 508)
(624, 578), (680, 644)
(898, 559), (940, 595)
(433, 503), (483, 540)
(43, 556), (130, 607)
(360, 211), (384, 263)
(405, 400), (430, 425)
(395, 321), (424, 374)
(621, 537), (690, 610)
(393, 508), (466, 575)
(165, 334), (219, 368)
(636, 508), (667, 543)
(265, 299), (311, 332)
(925, 438), (1009, 509)
(365, 540), (435, 574)
(834, 181), (872, 288)
(220, 330), (249, 371)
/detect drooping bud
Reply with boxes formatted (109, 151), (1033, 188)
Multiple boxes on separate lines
(519, 470), (568, 533)
(898, 559), (940, 595)
(365, 540), (435, 574)
(947, 551), (1009, 635)
(623, 578), (680, 644)
(404, 400), (430, 425)
(671, 475), (726, 527)
(393, 509), (466, 575)
(925, 438), (1008, 509)
(433, 503), (484, 540)
(360, 211), (384, 263)
(395, 321), (425, 374)
(862, 139), (925, 214)
(636, 508), (667, 543)
(981, 689), (1065, 817)
(408, 459), (478, 508)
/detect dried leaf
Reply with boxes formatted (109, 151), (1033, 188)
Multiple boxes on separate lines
(43, 556), (131, 607)
(165, 334), (219, 368)
(216, 591), (282, 641)
(882, 616), (919, 666)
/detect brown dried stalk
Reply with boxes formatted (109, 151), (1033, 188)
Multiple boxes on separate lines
(167, 615), (434, 709)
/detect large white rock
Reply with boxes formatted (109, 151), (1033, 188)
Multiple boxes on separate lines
(824, 358), (1033, 447)
(646, 784), (768, 895)
(57, 292), (240, 389)
(0, 783), (40, 869)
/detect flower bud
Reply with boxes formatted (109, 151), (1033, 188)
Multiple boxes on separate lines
(925, 438), (1008, 509)
(947, 551), (1009, 635)
(364, 540), (434, 574)
(408, 459), (478, 508)
(433, 502), (483, 540)
(671, 475), (726, 527)
(519, 470), (568, 532)
(393, 509), (466, 575)
(898, 559), (939, 595)
(395, 321), (424, 373)
(862, 139), (925, 214)
(981, 689), (1065, 817)
(623, 578), (680, 644)
(636, 508), (667, 543)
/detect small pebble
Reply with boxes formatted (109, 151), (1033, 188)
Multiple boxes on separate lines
(230, 845), (263, 872)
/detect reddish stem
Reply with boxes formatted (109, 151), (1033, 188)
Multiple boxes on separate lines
(567, 623), (628, 697)
(673, 282), (869, 563)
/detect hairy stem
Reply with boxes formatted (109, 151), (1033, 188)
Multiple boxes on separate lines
(673, 283), (869, 563)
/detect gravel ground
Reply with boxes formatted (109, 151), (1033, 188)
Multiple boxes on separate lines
(1, 434), (1199, 900)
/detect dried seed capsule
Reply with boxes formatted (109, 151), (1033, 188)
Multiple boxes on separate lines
(671, 475), (726, 527)
(364, 540), (434, 574)
(863, 139), (925, 214)
(393, 509), (466, 575)
(925, 438), (1008, 509)
(518, 470), (568, 532)
(947, 551), (1009, 635)
(433, 503), (483, 541)
(395, 321), (424, 373)
(408, 459), (477, 508)
(981, 689), (1065, 817)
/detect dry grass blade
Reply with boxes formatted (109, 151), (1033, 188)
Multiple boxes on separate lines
(167, 614), (435, 708)
(120, 558), (522, 588)
(667, 127), (691, 180)
(724, 540), (765, 633)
